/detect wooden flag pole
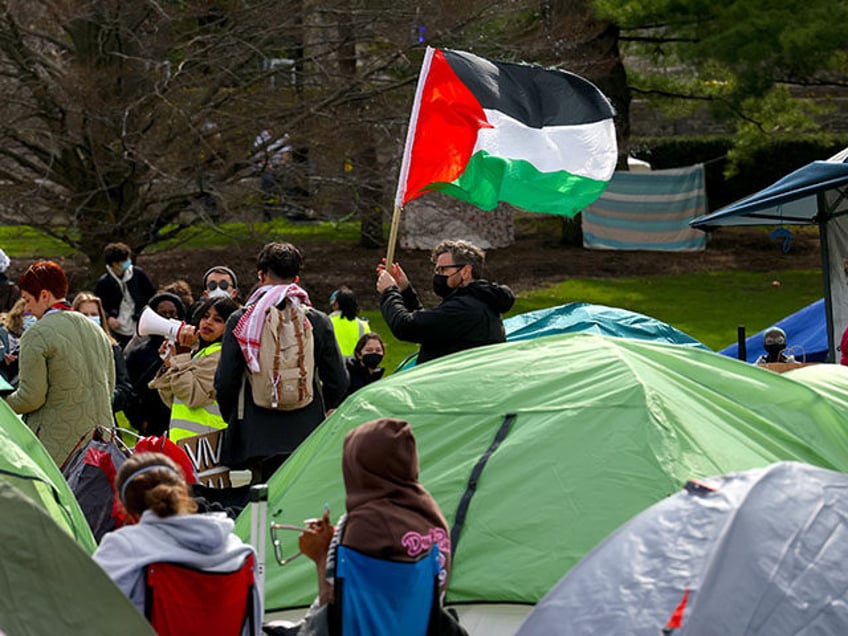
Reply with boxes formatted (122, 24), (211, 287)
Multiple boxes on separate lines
(387, 48), (434, 269)
(385, 204), (402, 267)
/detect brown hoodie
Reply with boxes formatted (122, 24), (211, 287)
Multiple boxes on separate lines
(341, 418), (451, 592)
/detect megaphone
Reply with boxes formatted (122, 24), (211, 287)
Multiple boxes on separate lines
(137, 306), (185, 341)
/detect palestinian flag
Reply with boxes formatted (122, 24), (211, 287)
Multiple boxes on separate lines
(395, 47), (617, 216)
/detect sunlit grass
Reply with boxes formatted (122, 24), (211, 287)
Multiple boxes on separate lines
(509, 269), (821, 351)
(0, 225), (75, 258)
(0, 219), (362, 258)
(148, 218), (361, 252)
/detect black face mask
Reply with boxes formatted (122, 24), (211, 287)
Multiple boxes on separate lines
(433, 274), (452, 298)
(361, 353), (383, 369)
(764, 343), (784, 359)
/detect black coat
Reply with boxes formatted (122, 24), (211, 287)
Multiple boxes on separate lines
(0, 274), (20, 314)
(344, 357), (384, 398)
(95, 267), (156, 322)
(215, 304), (349, 466)
(123, 334), (171, 435)
(380, 280), (515, 365)
(111, 343), (135, 414)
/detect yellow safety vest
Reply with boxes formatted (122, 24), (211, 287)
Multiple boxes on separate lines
(168, 342), (227, 443)
(330, 313), (370, 357)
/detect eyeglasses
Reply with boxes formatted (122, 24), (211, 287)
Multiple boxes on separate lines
(433, 264), (464, 275)
(206, 280), (231, 291)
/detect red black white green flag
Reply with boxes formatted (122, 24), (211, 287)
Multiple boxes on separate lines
(395, 47), (618, 216)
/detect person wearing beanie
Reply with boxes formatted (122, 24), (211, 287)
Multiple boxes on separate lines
(754, 326), (796, 365)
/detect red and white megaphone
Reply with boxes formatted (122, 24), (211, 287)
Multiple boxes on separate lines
(137, 306), (186, 341)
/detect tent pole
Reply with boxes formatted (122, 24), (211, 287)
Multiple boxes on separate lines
(737, 326), (747, 361)
(818, 191), (836, 362)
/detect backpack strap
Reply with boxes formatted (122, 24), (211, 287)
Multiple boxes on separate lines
(292, 304), (308, 403)
(270, 305), (285, 408)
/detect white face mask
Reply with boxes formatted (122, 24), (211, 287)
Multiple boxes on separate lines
(206, 287), (231, 299)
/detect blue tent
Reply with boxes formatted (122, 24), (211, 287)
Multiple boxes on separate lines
(691, 147), (848, 360)
(719, 298), (827, 363)
(504, 302), (709, 349)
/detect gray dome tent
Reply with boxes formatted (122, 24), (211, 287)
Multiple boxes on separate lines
(518, 462), (848, 635)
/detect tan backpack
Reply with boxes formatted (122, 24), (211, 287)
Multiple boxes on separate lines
(248, 300), (315, 410)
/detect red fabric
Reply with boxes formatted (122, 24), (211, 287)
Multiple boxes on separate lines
(146, 554), (254, 636)
(402, 48), (492, 205)
(841, 326), (848, 366)
(84, 446), (126, 529)
(665, 588), (690, 630)
(134, 436), (197, 484)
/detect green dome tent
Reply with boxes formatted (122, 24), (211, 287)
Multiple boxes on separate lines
(785, 363), (848, 408)
(0, 399), (96, 552)
(0, 480), (153, 635)
(239, 334), (848, 622)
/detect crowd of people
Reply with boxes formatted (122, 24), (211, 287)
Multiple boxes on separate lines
(7, 233), (848, 634)
(0, 236), (512, 634)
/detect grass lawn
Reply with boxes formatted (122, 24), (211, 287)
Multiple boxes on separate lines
(365, 268), (823, 372)
(0, 218), (362, 258)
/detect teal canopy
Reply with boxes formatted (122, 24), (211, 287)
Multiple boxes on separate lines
(504, 302), (708, 348)
(238, 334), (848, 611)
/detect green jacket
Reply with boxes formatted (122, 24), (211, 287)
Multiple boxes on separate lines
(6, 310), (115, 466)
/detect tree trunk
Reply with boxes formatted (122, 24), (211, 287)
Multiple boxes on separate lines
(335, 2), (385, 249)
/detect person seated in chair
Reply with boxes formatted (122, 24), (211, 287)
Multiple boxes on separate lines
(93, 451), (261, 632)
(297, 418), (464, 635)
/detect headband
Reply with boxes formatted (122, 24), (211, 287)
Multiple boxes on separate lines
(119, 464), (180, 504)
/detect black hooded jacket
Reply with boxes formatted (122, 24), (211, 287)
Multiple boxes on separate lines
(380, 279), (515, 365)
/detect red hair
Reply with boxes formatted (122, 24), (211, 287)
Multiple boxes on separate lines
(18, 261), (68, 299)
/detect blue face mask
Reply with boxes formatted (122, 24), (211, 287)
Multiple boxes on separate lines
(120, 259), (132, 273)
(22, 314), (37, 330)
(85, 315), (102, 326)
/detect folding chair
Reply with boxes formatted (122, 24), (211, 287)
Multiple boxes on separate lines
(329, 545), (441, 636)
(145, 553), (256, 636)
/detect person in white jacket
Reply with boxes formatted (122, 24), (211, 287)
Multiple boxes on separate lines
(93, 452), (261, 633)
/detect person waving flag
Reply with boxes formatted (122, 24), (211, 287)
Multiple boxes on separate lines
(395, 47), (618, 217)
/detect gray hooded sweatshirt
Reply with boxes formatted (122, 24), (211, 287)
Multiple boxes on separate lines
(94, 510), (261, 634)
